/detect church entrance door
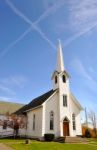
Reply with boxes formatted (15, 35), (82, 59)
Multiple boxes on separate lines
(63, 120), (69, 136)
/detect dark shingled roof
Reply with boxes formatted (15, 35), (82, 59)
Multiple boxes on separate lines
(15, 89), (56, 115)
(14, 105), (28, 115)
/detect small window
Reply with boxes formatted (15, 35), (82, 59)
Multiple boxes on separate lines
(55, 76), (57, 84)
(33, 114), (35, 130)
(63, 95), (67, 107)
(50, 111), (54, 130)
(63, 75), (66, 83)
(72, 113), (76, 130)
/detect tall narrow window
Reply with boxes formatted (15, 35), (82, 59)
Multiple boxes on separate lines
(26, 116), (28, 130)
(72, 113), (76, 130)
(55, 76), (57, 84)
(63, 75), (66, 83)
(33, 114), (35, 130)
(63, 95), (67, 107)
(50, 111), (54, 130)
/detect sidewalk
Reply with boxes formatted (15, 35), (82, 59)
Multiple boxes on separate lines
(0, 143), (13, 150)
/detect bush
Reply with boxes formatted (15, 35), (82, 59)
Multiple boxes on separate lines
(44, 133), (55, 141)
(85, 129), (91, 138)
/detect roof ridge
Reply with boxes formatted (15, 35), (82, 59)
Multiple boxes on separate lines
(28, 89), (53, 105)
(14, 89), (56, 115)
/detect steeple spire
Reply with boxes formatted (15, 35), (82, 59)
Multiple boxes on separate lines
(56, 40), (64, 72)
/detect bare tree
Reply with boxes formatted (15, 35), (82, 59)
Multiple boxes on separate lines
(85, 107), (88, 127)
(88, 110), (97, 134)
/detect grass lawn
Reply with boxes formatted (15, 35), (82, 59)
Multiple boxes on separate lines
(0, 139), (97, 150)
(0, 139), (24, 143)
(88, 138), (97, 145)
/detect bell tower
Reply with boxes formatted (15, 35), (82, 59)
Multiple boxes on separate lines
(52, 40), (69, 91)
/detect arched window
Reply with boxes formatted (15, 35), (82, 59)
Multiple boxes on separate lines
(55, 76), (57, 84)
(50, 111), (54, 130)
(63, 95), (67, 107)
(63, 75), (66, 83)
(72, 113), (76, 130)
(33, 114), (35, 130)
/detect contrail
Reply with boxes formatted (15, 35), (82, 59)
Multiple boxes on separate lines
(63, 22), (97, 48)
(6, 0), (33, 25)
(0, 27), (32, 58)
(6, 0), (66, 25)
(35, 0), (66, 24)
(35, 26), (56, 50)
(2, 0), (96, 58)
(5, 0), (65, 50)
(2, 0), (66, 58)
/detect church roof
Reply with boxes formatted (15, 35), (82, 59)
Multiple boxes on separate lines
(15, 89), (56, 115)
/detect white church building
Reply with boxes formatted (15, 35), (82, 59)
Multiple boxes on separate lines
(16, 41), (83, 138)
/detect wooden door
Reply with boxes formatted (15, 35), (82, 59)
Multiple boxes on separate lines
(63, 122), (69, 136)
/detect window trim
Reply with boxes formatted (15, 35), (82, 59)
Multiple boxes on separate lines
(72, 113), (76, 131)
(50, 111), (54, 130)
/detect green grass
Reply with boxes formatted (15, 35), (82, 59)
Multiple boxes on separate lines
(0, 139), (97, 150)
(88, 138), (97, 145)
(89, 138), (97, 142)
(9, 142), (97, 150)
(0, 139), (24, 143)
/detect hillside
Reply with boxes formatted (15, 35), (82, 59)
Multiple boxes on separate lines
(0, 101), (24, 115)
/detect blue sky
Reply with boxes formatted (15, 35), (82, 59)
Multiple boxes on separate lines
(0, 0), (97, 117)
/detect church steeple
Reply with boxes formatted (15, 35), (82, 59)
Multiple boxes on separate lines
(56, 40), (64, 72)
(52, 40), (69, 90)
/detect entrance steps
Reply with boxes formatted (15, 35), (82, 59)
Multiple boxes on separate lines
(54, 136), (89, 143)
(54, 137), (65, 143)
(65, 136), (89, 143)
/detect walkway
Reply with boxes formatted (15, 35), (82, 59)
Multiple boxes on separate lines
(0, 143), (13, 150)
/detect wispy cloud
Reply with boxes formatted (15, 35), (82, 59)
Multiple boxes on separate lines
(62, 0), (97, 47)
(0, 84), (15, 95)
(0, 75), (27, 88)
(0, 75), (27, 96)
(35, 0), (66, 24)
(70, 58), (97, 88)
(10, 76), (27, 88)
(69, 0), (97, 32)
(88, 67), (96, 75)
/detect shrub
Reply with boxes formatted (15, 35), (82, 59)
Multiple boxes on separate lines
(85, 129), (91, 138)
(44, 133), (55, 141)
